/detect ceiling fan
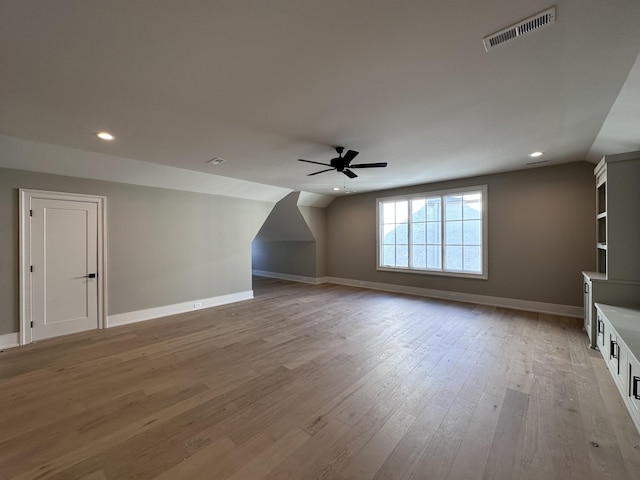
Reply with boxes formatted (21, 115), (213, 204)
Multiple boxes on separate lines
(298, 147), (388, 178)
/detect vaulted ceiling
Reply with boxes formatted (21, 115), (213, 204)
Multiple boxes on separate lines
(2, 0), (640, 197)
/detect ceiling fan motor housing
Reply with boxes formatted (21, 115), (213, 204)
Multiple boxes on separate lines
(331, 157), (345, 171)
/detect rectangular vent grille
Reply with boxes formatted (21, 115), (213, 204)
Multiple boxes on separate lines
(483, 7), (556, 52)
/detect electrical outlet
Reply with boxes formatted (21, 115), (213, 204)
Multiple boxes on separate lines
(193, 302), (202, 309)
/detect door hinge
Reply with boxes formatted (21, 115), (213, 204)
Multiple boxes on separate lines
(30, 265), (33, 272)
(30, 321), (33, 328)
(30, 209), (33, 217)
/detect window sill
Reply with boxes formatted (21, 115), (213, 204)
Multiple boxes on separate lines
(377, 266), (488, 280)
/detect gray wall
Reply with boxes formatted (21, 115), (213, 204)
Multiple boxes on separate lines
(299, 204), (327, 277)
(326, 162), (596, 307)
(0, 167), (273, 335)
(252, 241), (317, 277)
(252, 191), (327, 277)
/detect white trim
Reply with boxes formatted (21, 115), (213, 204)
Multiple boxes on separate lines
(0, 332), (20, 350)
(324, 276), (582, 317)
(19, 189), (107, 345)
(107, 291), (254, 327)
(252, 270), (327, 285)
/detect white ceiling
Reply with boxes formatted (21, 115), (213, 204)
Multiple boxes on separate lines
(2, 0), (640, 197)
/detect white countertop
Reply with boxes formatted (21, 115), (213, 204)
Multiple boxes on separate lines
(595, 303), (640, 355)
(584, 271), (607, 281)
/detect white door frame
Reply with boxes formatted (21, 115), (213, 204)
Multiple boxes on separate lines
(19, 189), (107, 345)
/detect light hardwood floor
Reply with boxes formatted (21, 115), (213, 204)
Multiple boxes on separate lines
(1, 277), (640, 479)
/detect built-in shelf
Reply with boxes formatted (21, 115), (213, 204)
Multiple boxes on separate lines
(583, 150), (640, 350)
(597, 180), (606, 215)
(593, 151), (640, 280)
(595, 161), (607, 274)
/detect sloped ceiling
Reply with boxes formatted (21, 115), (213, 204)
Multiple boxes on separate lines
(1, 0), (640, 198)
(588, 53), (640, 162)
(254, 192), (315, 241)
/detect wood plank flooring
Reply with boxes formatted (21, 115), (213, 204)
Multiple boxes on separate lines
(1, 277), (640, 479)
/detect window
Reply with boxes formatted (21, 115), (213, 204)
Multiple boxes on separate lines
(377, 185), (487, 278)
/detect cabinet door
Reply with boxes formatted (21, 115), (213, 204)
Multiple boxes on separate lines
(628, 356), (640, 426)
(606, 329), (626, 392)
(584, 279), (592, 340)
(597, 312), (607, 351)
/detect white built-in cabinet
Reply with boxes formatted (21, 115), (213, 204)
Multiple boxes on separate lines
(583, 151), (640, 348)
(583, 274), (640, 348)
(595, 304), (640, 433)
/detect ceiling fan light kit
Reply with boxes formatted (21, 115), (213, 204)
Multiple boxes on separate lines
(298, 146), (388, 179)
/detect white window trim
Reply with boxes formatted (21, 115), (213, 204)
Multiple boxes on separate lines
(376, 185), (488, 280)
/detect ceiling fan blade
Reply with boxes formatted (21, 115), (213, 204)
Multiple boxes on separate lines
(342, 150), (359, 164)
(298, 159), (332, 167)
(349, 162), (388, 168)
(343, 169), (358, 179)
(307, 168), (335, 176)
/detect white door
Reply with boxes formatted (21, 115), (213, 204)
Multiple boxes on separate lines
(30, 198), (99, 341)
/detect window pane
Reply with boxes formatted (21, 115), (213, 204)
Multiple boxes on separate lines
(463, 246), (482, 272)
(445, 220), (462, 245)
(412, 245), (426, 268)
(463, 193), (482, 220)
(445, 245), (463, 271)
(383, 245), (395, 265)
(396, 224), (408, 244)
(395, 201), (408, 224)
(383, 224), (396, 244)
(382, 202), (395, 224)
(463, 220), (481, 245)
(412, 222), (426, 244)
(426, 222), (441, 244)
(426, 198), (441, 221)
(412, 198), (425, 222)
(396, 245), (408, 267)
(427, 245), (442, 269)
(445, 195), (463, 220)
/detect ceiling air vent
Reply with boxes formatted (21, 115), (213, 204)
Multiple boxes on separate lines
(207, 157), (226, 166)
(483, 6), (556, 52)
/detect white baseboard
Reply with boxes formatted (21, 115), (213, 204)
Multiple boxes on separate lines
(107, 290), (254, 328)
(255, 270), (582, 318)
(325, 276), (583, 318)
(0, 332), (20, 350)
(252, 270), (327, 285)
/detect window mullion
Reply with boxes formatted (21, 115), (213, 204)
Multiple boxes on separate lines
(407, 201), (412, 269)
(441, 195), (445, 272)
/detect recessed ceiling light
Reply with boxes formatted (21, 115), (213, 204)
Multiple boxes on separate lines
(529, 151), (543, 158)
(333, 187), (340, 191)
(96, 131), (114, 141)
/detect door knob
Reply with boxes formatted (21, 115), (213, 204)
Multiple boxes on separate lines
(85, 273), (97, 278)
